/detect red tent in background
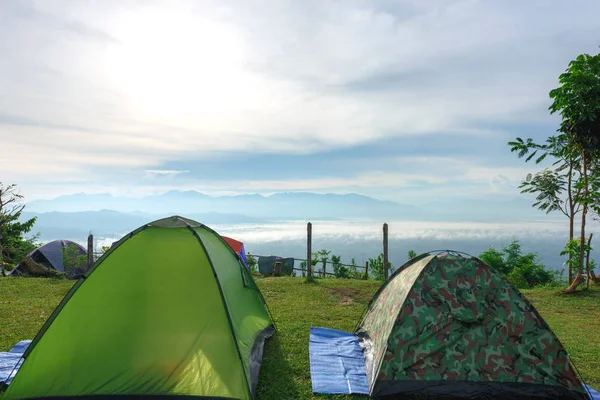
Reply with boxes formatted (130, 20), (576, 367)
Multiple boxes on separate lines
(222, 236), (248, 267)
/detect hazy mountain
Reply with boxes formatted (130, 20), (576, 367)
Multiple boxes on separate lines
(26, 191), (422, 220)
(25, 190), (547, 222)
(18, 191), (579, 273)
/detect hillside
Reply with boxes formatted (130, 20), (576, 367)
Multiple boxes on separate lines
(1, 277), (598, 399)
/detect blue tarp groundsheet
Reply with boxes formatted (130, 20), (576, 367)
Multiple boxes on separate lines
(0, 340), (30, 385)
(309, 327), (369, 395)
(587, 385), (600, 400)
(308, 328), (600, 399)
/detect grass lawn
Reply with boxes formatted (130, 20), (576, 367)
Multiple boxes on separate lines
(1, 276), (599, 399)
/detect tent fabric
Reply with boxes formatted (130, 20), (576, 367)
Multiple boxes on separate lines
(222, 236), (248, 268)
(355, 251), (591, 399)
(0, 341), (30, 385)
(2, 216), (274, 400)
(309, 327), (369, 395)
(307, 329), (600, 399)
(11, 240), (87, 278)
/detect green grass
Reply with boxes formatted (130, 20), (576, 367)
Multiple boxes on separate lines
(0, 277), (74, 352)
(1, 276), (599, 398)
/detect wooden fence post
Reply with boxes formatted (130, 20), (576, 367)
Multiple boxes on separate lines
(364, 261), (369, 280)
(87, 233), (94, 269)
(383, 223), (389, 280)
(307, 222), (313, 282)
(274, 261), (282, 277)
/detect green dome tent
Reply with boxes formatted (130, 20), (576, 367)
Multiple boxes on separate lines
(355, 251), (590, 399)
(2, 216), (274, 400)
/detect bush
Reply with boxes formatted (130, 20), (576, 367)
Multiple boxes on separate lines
(246, 253), (258, 273)
(368, 253), (391, 281)
(62, 244), (88, 276)
(478, 239), (556, 289)
(332, 255), (350, 279)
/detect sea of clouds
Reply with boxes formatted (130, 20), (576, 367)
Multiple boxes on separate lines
(92, 219), (596, 272)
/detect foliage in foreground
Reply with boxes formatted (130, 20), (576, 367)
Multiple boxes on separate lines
(478, 239), (559, 289)
(0, 183), (39, 275)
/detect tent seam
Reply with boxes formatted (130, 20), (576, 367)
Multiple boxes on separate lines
(186, 225), (253, 400)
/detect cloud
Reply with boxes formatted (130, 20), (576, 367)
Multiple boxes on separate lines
(2, 0), (599, 199)
(145, 169), (189, 176)
(211, 219), (570, 244)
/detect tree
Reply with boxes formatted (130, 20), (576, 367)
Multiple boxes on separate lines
(478, 247), (510, 275)
(0, 183), (38, 275)
(549, 53), (600, 286)
(509, 134), (582, 283)
(549, 53), (600, 156)
(315, 249), (331, 277)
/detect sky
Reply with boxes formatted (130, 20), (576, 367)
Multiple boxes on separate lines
(2, 0), (600, 204)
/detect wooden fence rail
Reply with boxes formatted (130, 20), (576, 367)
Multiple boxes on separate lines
(248, 255), (369, 270)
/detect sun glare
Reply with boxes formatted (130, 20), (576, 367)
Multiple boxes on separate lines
(105, 8), (259, 126)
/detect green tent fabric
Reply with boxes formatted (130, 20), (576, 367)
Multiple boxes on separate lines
(355, 251), (589, 399)
(3, 216), (274, 400)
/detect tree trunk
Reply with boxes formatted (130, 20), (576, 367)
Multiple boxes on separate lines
(0, 245), (4, 277)
(564, 273), (584, 293)
(579, 150), (588, 279)
(586, 233), (593, 289)
(568, 161), (575, 284)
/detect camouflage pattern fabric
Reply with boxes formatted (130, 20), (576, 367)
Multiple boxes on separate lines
(357, 255), (434, 388)
(358, 253), (587, 398)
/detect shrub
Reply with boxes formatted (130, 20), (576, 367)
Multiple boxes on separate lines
(332, 255), (350, 279)
(368, 253), (391, 281)
(62, 244), (88, 276)
(246, 253), (258, 273)
(478, 239), (556, 288)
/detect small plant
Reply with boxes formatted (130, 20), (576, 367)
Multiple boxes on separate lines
(347, 257), (363, 280)
(407, 250), (417, 260)
(332, 254), (350, 279)
(246, 253), (258, 273)
(62, 244), (88, 277)
(368, 253), (391, 281)
(315, 249), (331, 277)
(560, 238), (593, 279)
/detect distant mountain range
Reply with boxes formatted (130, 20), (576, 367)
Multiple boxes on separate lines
(25, 191), (419, 219)
(20, 190), (554, 242)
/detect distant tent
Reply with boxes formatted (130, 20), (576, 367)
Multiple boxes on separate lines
(222, 235), (248, 267)
(355, 251), (590, 399)
(10, 240), (87, 278)
(258, 256), (294, 276)
(3, 216), (275, 400)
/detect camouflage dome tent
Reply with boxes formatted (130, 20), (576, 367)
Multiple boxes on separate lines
(355, 250), (592, 399)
